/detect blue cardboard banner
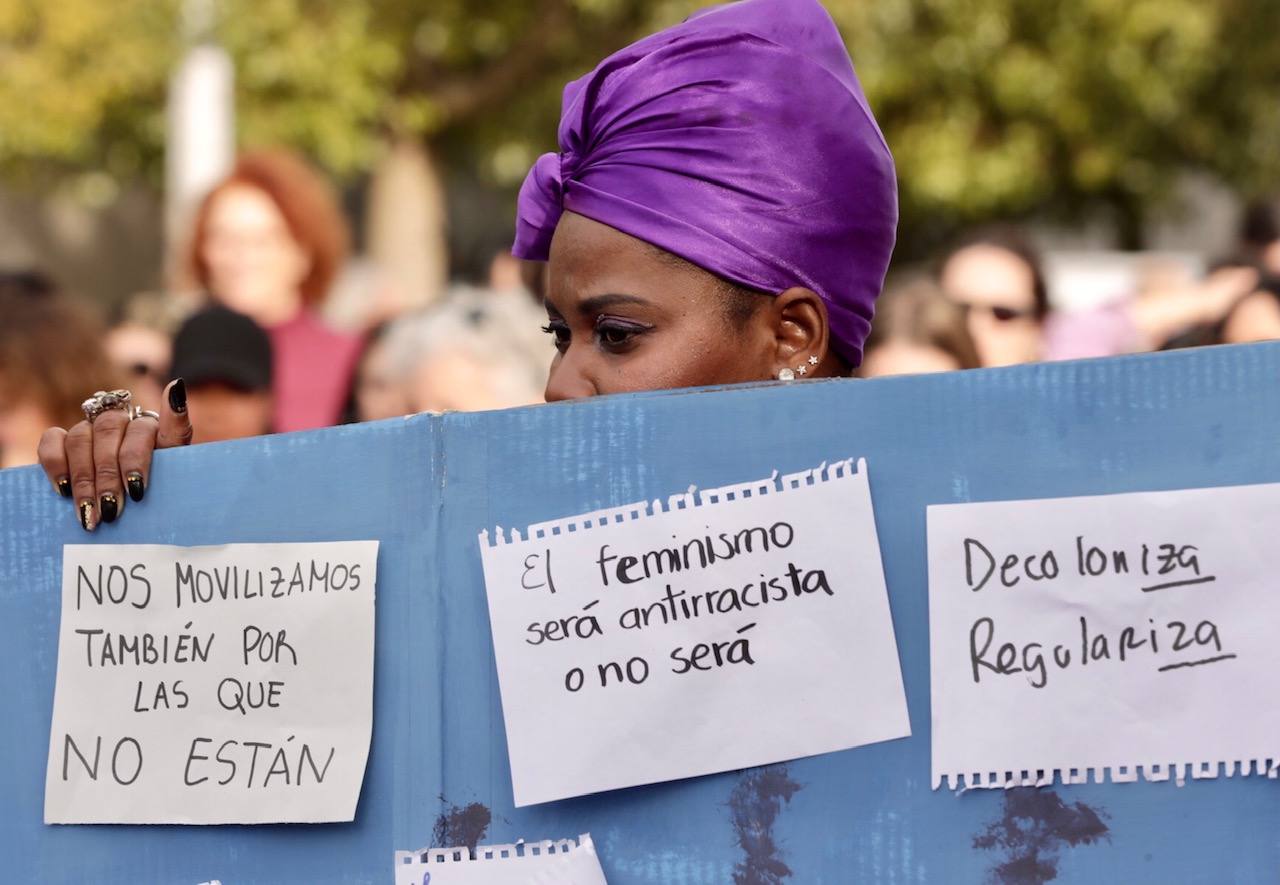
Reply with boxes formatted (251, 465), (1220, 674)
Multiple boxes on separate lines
(3, 342), (1279, 883)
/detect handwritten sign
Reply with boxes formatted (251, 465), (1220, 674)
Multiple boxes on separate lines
(394, 834), (607, 885)
(479, 458), (909, 806)
(44, 541), (377, 824)
(929, 482), (1280, 790)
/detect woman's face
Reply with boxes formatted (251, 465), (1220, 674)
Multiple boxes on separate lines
(201, 185), (311, 327)
(940, 244), (1043, 367)
(542, 212), (777, 401)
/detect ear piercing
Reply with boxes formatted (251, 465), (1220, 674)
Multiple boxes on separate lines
(778, 356), (820, 381)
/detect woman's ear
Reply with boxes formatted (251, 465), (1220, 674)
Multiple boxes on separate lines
(767, 287), (838, 377)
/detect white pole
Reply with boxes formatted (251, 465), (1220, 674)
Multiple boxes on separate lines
(164, 0), (234, 272)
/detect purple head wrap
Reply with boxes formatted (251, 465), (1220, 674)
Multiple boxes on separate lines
(513, 0), (897, 366)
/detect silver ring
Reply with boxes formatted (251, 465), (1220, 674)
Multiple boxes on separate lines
(81, 389), (132, 422)
(130, 406), (161, 421)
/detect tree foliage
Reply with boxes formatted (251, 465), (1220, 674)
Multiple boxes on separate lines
(1, 0), (1277, 242)
(834, 0), (1280, 244)
(0, 0), (178, 182)
(221, 0), (658, 180)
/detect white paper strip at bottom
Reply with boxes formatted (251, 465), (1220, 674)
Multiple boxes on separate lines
(394, 833), (606, 885)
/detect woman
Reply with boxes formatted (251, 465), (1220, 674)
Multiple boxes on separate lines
(38, 0), (898, 528)
(185, 149), (361, 433)
(936, 228), (1051, 367)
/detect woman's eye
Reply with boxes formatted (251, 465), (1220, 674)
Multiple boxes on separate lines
(599, 325), (633, 347)
(595, 319), (650, 352)
(541, 322), (571, 353)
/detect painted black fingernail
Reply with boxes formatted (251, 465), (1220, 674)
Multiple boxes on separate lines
(126, 471), (145, 502)
(168, 377), (187, 414)
(79, 500), (95, 532)
(56, 476), (72, 498)
(99, 493), (119, 523)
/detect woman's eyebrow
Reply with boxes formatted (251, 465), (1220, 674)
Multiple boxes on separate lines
(578, 293), (648, 313)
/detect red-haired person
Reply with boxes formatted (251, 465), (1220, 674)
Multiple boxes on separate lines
(185, 149), (361, 432)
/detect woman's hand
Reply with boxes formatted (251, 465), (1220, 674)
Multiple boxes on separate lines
(37, 379), (194, 531)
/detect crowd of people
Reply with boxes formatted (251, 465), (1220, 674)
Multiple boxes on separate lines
(2, 140), (1277, 470)
(860, 224), (1274, 379)
(0, 149), (547, 468)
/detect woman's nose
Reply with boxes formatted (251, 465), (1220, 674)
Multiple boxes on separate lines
(543, 351), (597, 402)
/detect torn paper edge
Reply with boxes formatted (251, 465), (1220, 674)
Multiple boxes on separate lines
(479, 458), (866, 547)
(395, 833), (596, 866)
(935, 757), (1280, 791)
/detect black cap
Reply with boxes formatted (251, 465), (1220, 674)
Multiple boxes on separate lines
(170, 306), (272, 392)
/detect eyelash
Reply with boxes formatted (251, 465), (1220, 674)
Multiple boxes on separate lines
(541, 318), (651, 354)
(542, 321), (570, 353)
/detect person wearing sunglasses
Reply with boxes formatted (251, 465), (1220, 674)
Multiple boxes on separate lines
(937, 228), (1050, 367)
(103, 293), (178, 416)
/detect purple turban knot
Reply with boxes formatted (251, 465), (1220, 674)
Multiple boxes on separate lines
(513, 0), (898, 366)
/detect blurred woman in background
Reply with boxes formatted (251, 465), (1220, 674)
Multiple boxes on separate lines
(103, 291), (184, 414)
(0, 272), (120, 470)
(936, 228), (1050, 367)
(185, 149), (361, 432)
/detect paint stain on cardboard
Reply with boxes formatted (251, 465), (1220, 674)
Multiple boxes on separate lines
(432, 798), (492, 857)
(973, 788), (1109, 884)
(728, 764), (803, 885)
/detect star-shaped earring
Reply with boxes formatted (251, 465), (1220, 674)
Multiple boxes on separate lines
(797, 364), (807, 376)
(808, 355), (819, 366)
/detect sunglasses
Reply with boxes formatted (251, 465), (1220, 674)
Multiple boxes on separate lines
(0, 270), (55, 298)
(126, 362), (169, 383)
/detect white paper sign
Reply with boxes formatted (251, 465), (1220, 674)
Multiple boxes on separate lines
(45, 541), (377, 824)
(479, 458), (909, 806)
(394, 834), (607, 885)
(929, 482), (1280, 790)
